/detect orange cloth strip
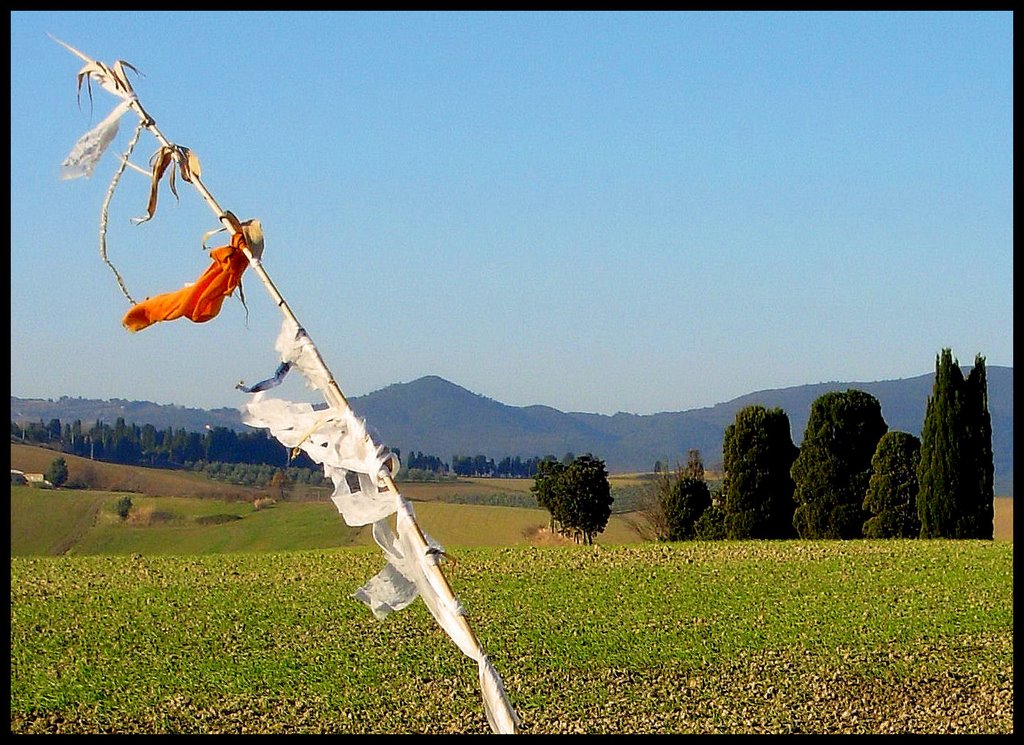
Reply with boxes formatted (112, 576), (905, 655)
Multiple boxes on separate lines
(122, 232), (250, 332)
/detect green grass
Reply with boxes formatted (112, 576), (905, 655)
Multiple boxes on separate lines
(10, 541), (1013, 734)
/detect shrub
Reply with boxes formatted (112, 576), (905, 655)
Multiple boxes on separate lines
(45, 458), (69, 488)
(660, 473), (711, 541)
(65, 464), (98, 490)
(116, 496), (133, 520)
(694, 504), (727, 540)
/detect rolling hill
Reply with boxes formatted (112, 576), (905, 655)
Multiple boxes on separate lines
(11, 366), (1013, 495)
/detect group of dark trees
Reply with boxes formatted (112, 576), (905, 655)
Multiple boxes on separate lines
(645, 349), (994, 542)
(12, 417), (334, 490)
(448, 452), (583, 478)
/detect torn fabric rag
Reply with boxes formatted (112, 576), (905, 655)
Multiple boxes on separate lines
(61, 99), (133, 180)
(236, 362), (292, 393)
(122, 232), (250, 332)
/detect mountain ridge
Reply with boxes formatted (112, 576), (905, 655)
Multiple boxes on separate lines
(11, 366), (1013, 495)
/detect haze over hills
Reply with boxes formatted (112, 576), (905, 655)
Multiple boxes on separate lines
(11, 366), (1013, 496)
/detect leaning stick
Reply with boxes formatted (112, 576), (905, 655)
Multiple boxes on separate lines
(53, 37), (519, 734)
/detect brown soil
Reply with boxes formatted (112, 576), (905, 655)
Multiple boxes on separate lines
(523, 525), (577, 546)
(993, 497), (1013, 541)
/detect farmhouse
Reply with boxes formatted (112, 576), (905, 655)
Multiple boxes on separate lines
(11, 470), (48, 486)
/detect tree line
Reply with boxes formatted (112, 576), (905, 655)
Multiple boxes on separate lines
(12, 417), (297, 469)
(530, 349), (995, 546)
(11, 414), (578, 483)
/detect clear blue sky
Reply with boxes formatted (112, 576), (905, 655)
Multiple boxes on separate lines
(10, 11), (1013, 416)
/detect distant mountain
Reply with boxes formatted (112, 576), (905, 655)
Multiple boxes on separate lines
(11, 366), (1013, 495)
(349, 370), (1012, 497)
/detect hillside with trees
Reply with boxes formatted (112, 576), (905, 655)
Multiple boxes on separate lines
(11, 366), (1013, 495)
(10, 352), (1007, 545)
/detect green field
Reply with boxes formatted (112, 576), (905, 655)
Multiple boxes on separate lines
(9, 477), (1014, 733)
(10, 539), (1013, 734)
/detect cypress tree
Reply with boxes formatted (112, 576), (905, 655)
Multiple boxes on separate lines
(863, 431), (921, 538)
(721, 405), (799, 539)
(791, 389), (888, 539)
(919, 350), (993, 539)
(964, 356), (994, 538)
(917, 350), (960, 536)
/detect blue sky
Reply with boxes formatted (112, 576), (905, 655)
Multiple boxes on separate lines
(10, 11), (1013, 416)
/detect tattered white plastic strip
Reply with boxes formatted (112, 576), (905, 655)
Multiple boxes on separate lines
(276, 316), (333, 393)
(61, 99), (133, 180)
(324, 463), (396, 527)
(241, 393), (397, 526)
(355, 496), (521, 734)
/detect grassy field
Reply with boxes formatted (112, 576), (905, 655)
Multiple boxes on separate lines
(9, 486), (646, 558)
(14, 482), (1008, 558)
(9, 443), (653, 556)
(10, 540), (1013, 734)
